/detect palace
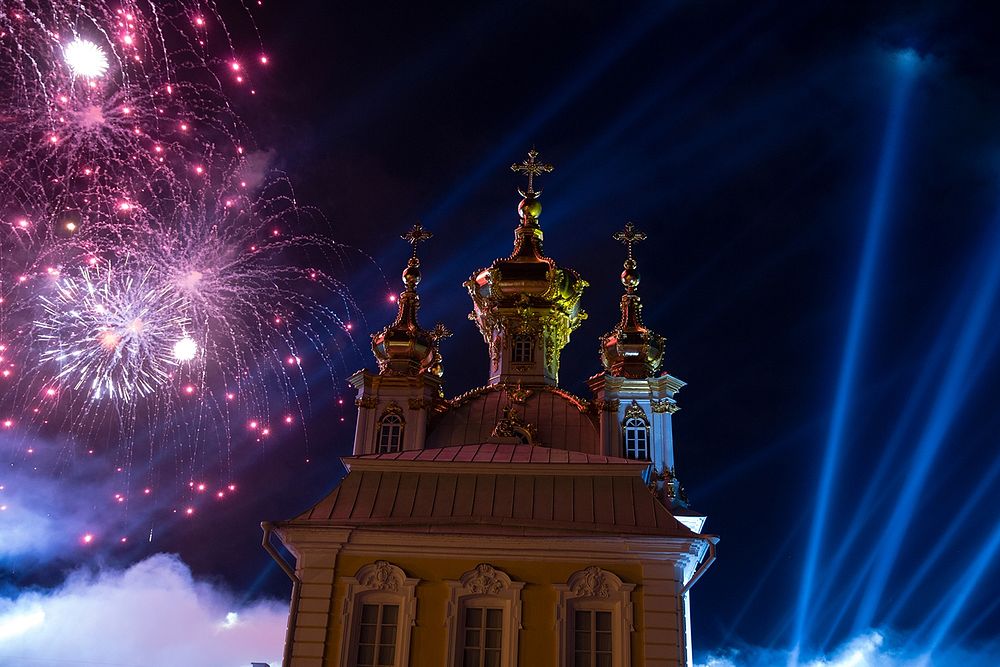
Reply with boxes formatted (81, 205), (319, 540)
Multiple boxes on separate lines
(263, 150), (717, 667)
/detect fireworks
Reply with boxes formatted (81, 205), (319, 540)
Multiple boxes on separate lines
(0, 0), (360, 535)
(63, 38), (110, 79)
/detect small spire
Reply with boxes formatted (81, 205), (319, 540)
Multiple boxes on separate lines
(613, 222), (647, 294)
(511, 147), (553, 198)
(371, 223), (439, 376)
(599, 222), (665, 379)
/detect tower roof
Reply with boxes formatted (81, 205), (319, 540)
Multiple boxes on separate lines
(465, 149), (588, 385)
(599, 222), (665, 379)
(371, 223), (445, 376)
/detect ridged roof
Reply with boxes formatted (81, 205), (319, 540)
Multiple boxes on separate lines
(286, 445), (694, 537)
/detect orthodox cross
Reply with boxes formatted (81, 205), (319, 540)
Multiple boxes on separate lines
(402, 222), (433, 257)
(613, 222), (646, 261)
(511, 148), (554, 195)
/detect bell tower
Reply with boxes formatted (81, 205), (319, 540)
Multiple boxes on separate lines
(465, 149), (588, 386)
(588, 222), (704, 532)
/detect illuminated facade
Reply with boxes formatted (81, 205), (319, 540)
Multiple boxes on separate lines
(264, 150), (717, 667)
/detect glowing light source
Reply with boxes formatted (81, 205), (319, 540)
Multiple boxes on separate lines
(172, 336), (197, 362)
(63, 38), (110, 78)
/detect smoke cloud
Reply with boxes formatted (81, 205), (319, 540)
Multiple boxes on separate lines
(0, 553), (285, 667)
(696, 630), (1000, 667)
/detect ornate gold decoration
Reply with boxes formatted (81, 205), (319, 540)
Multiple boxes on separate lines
(510, 147), (553, 197)
(623, 400), (648, 424)
(599, 221), (666, 379)
(649, 465), (690, 508)
(492, 404), (537, 442)
(381, 402), (404, 418)
(465, 149), (587, 386)
(355, 396), (378, 409)
(597, 398), (620, 412)
(356, 560), (403, 592)
(505, 383), (532, 404)
(408, 397), (435, 410)
(462, 564), (510, 595)
(651, 398), (679, 413)
(371, 224), (439, 376)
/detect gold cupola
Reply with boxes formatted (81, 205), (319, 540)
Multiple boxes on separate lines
(371, 223), (439, 376)
(465, 149), (588, 386)
(599, 222), (665, 378)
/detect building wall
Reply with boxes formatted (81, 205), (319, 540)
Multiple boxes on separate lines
(291, 551), (688, 667)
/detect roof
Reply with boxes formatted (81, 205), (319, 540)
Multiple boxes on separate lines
(349, 443), (637, 467)
(426, 385), (600, 452)
(286, 445), (696, 538)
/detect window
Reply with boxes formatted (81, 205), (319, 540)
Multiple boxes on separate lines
(446, 564), (524, 667)
(340, 561), (418, 667)
(378, 414), (404, 453)
(462, 607), (503, 667)
(573, 610), (612, 667)
(511, 335), (533, 363)
(557, 567), (635, 667)
(623, 417), (649, 460)
(356, 603), (399, 667)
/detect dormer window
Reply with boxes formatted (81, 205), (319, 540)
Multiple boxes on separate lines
(622, 403), (650, 461)
(511, 335), (534, 363)
(377, 412), (404, 453)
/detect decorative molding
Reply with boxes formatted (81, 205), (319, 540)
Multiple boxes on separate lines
(651, 398), (679, 414)
(356, 560), (403, 592)
(380, 402), (404, 419)
(598, 398), (621, 412)
(556, 567), (636, 667)
(569, 566), (612, 598)
(445, 564), (524, 667)
(339, 561), (419, 667)
(623, 400), (648, 424)
(355, 395), (378, 409)
(461, 563), (512, 595)
(408, 397), (435, 410)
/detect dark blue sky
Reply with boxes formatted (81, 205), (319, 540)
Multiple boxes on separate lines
(69, 1), (1000, 661)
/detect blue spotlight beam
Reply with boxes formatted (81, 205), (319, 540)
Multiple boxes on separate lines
(882, 435), (1000, 626)
(918, 518), (1000, 656)
(789, 56), (918, 663)
(852, 208), (1000, 634)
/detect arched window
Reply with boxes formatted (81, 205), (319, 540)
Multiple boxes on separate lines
(341, 561), (419, 667)
(446, 564), (524, 667)
(556, 567), (635, 667)
(378, 413), (404, 453)
(622, 410), (649, 461)
(511, 334), (534, 363)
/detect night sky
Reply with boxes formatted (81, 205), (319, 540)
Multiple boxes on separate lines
(5, 1), (1000, 665)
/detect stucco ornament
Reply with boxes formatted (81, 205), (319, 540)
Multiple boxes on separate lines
(358, 560), (402, 592)
(463, 563), (509, 595)
(571, 566), (611, 599)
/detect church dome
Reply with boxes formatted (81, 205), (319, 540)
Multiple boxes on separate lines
(599, 223), (665, 379)
(371, 223), (441, 376)
(465, 149), (588, 386)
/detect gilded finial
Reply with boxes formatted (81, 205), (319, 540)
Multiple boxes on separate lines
(613, 222), (647, 261)
(613, 222), (646, 292)
(400, 222), (433, 290)
(511, 147), (554, 197)
(402, 222), (433, 257)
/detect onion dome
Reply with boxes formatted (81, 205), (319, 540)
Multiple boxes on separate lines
(599, 222), (665, 378)
(465, 149), (588, 386)
(371, 223), (439, 376)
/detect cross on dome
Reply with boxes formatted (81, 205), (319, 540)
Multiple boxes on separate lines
(402, 222), (433, 257)
(613, 221), (647, 261)
(511, 148), (554, 196)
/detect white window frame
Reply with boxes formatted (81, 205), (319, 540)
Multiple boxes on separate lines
(621, 402), (650, 461)
(340, 561), (419, 667)
(556, 567), (635, 667)
(377, 412), (404, 453)
(445, 564), (524, 667)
